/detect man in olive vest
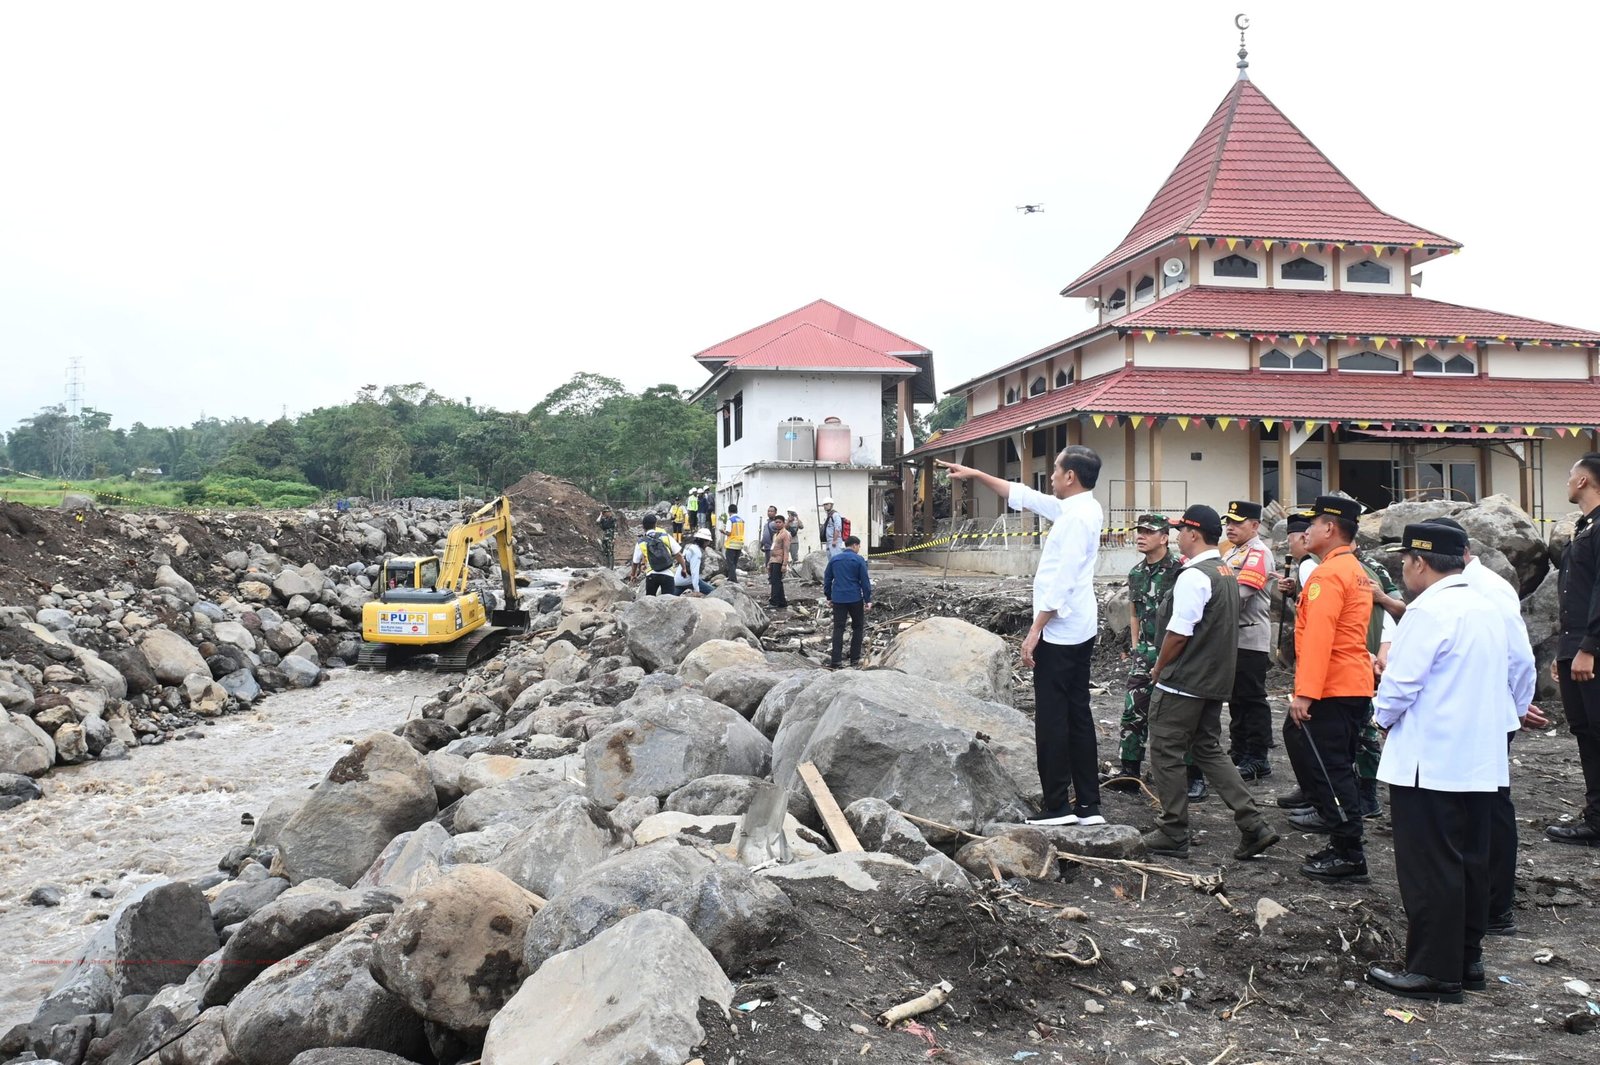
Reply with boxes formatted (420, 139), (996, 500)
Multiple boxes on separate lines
(1143, 505), (1281, 861)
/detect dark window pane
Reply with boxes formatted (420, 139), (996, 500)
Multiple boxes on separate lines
(1292, 350), (1325, 370)
(1339, 350), (1399, 373)
(1106, 288), (1127, 308)
(1004, 438), (1019, 463)
(1260, 348), (1292, 369)
(1214, 254), (1259, 278)
(1055, 369), (1068, 387)
(1281, 257), (1326, 281)
(1346, 259), (1391, 284)
(1445, 354), (1475, 374)
(1030, 377), (1046, 396)
(1006, 387), (1017, 404)
(1262, 460), (1280, 506)
(1135, 276), (1155, 299)
(1415, 353), (1444, 373)
(1031, 430), (1047, 458)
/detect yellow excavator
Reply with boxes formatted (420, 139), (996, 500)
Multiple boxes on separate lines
(358, 495), (529, 671)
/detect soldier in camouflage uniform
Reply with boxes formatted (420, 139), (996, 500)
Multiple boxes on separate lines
(597, 506), (617, 567)
(1106, 513), (1184, 789)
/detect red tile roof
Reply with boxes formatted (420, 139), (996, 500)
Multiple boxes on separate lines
(725, 323), (920, 372)
(945, 288), (1600, 395)
(1061, 80), (1458, 297)
(910, 366), (1600, 458)
(694, 299), (930, 362)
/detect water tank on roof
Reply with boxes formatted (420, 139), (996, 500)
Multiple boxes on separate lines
(816, 416), (851, 463)
(775, 418), (815, 461)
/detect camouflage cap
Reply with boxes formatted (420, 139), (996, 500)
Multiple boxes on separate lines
(1134, 513), (1169, 532)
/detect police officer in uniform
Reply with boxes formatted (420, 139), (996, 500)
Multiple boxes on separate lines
(1221, 500), (1275, 779)
(1288, 496), (1374, 883)
(1106, 513), (1182, 789)
(1366, 522), (1533, 1003)
(1550, 453), (1600, 847)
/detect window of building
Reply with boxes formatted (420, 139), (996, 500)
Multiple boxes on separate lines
(1031, 430), (1047, 458)
(1005, 386), (1018, 404)
(1415, 352), (1477, 375)
(1004, 438), (1020, 464)
(1346, 259), (1391, 284)
(1055, 424), (1068, 451)
(1338, 350), (1400, 373)
(1260, 347), (1326, 371)
(1213, 253), (1260, 278)
(1105, 288), (1127, 310)
(1030, 376), (1046, 396)
(1417, 461), (1477, 502)
(1262, 459), (1326, 508)
(1055, 369), (1068, 387)
(1280, 257), (1326, 282)
(724, 391), (743, 443)
(1134, 275), (1155, 301)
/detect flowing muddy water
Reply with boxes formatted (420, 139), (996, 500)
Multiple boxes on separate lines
(0, 669), (442, 1029)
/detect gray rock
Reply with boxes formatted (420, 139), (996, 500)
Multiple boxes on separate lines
(1, 711), (57, 777)
(750, 670), (828, 739)
(272, 567), (322, 601)
(158, 1004), (233, 1065)
(155, 565), (199, 604)
(485, 911), (731, 1065)
(844, 797), (948, 867)
(771, 670), (1033, 840)
(278, 655), (321, 689)
(442, 822), (520, 866)
(491, 796), (633, 899)
(250, 791), (311, 850)
(218, 669), (263, 704)
(423, 750), (466, 808)
(36, 607), (76, 631)
(1457, 493), (1549, 595)
(137, 629), (210, 685)
(212, 621), (257, 653)
(701, 665), (786, 718)
(369, 866), (540, 1033)
(458, 753), (540, 794)
(209, 876), (290, 931)
(708, 581), (771, 636)
(617, 595), (759, 673)
(955, 827), (1057, 879)
(85, 1002), (181, 1065)
(276, 732), (438, 885)
(201, 888), (402, 1008)
(0, 770), (44, 812)
(880, 616), (1012, 702)
(352, 822), (450, 895)
(193, 599), (228, 621)
(761, 850), (937, 895)
(182, 674), (230, 716)
(561, 568), (635, 614)
(609, 793), (660, 833)
(288, 1051), (420, 1065)
(52, 721), (90, 765)
(799, 549), (830, 583)
(29, 883), (65, 906)
(676, 639), (768, 684)
(584, 690), (772, 807)
(523, 839), (792, 972)
(665, 774), (766, 816)
(1366, 498), (1467, 542)
(453, 772), (585, 834)
(112, 880), (221, 998)
(526, 701), (627, 740)
(222, 915), (428, 1065)
(1523, 567), (1561, 703)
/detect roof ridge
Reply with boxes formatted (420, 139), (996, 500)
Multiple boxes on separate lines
(1184, 80), (1247, 232)
(693, 298), (930, 361)
(692, 298), (832, 360)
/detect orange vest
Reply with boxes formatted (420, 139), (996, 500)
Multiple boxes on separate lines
(1293, 544), (1376, 700)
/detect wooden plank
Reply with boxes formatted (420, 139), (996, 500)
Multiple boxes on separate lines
(797, 761), (863, 852)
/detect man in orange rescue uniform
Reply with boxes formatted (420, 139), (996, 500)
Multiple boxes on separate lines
(1288, 495), (1375, 884)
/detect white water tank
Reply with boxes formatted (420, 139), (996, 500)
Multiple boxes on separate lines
(775, 418), (815, 461)
(816, 417), (851, 463)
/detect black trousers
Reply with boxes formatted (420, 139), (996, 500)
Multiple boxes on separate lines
(768, 563), (787, 607)
(725, 548), (742, 581)
(644, 572), (675, 597)
(1283, 696), (1368, 853)
(1392, 783), (1492, 983)
(1557, 659), (1600, 827)
(1032, 637), (1099, 814)
(1490, 730), (1518, 918)
(1227, 648), (1273, 762)
(830, 602), (865, 666)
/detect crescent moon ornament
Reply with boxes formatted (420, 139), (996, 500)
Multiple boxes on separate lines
(1235, 14), (1250, 31)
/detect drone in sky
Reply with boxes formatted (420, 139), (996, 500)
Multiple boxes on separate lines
(1016, 204), (1044, 214)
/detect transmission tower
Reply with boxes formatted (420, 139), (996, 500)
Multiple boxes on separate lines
(63, 357), (87, 480)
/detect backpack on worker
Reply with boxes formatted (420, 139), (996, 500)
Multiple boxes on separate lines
(839, 516), (851, 540)
(643, 531), (675, 572)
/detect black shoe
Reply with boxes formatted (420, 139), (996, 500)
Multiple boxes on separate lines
(1141, 829), (1190, 859)
(1359, 778), (1384, 819)
(1276, 787), (1314, 810)
(1301, 851), (1370, 884)
(1102, 760), (1143, 792)
(1463, 960), (1486, 992)
(1235, 824), (1281, 860)
(1486, 910), (1518, 937)
(1072, 804), (1106, 827)
(1288, 808), (1335, 833)
(1305, 845), (1338, 863)
(1187, 778), (1209, 802)
(1366, 964), (1463, 1004)
(1545, 822), (1600, 847)
(1238, 758), (1272, 781)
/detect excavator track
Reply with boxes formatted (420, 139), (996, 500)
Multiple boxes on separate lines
(432, 625), (511, 672)
(357, 642), (402, 671)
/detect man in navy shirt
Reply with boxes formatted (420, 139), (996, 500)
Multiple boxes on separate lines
(823, 535), (872, 668)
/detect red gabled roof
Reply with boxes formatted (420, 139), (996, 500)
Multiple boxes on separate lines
(1061, 80), (1459, 296)
(1118, 287), (1600, 344)
(726, 323), (919, 372)
(911, 366), (1600, 459)
(694, 299), (930, 362)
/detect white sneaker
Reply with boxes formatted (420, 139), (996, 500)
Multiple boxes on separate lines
(1026, 810), (1080, 826)
(1075, 813), (1107, 826)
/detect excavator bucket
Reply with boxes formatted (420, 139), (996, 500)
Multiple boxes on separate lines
(491, 608), (531, 632)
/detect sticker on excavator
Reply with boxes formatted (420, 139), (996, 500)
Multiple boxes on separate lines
(376, 611), (426, 635)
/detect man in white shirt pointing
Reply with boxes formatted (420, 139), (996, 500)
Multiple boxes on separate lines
(938, 446), (1105, 826)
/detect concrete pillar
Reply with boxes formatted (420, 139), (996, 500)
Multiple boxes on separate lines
(895, 378), (912, 540)
(1325, 431), (1340, 494)
(1277, 424), (1294, 507)
(1149, 422), (1164, 510)
(1480, 443), (1493, 497)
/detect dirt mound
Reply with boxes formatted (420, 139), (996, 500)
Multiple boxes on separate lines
(504, 471), (616, 568)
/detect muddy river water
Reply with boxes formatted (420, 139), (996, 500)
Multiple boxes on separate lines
(0, 670), (443, 1029)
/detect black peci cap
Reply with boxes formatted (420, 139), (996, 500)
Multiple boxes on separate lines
(1311, 495), (1363, 523)
(1171, 504), (1224, 540)
(1401, 521), (1468, 557)
(1285, 508), (1316, 533)
(1224, 500), (1264, 522)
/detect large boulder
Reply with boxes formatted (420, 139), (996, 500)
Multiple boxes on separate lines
(562, 567), (635, 614)
(750, 671), (829, 739)
(272, 566), (323, 600)
(677, 639), (768, 684)
(222, 915), (428, 1065)
(155, 564), (199, 603)
(798, 550), (829, 583)
(484, 910), (731, 1065)
(352, 821), (451, 895)
(708, 582), (771, 636)
(111, 880), (221, 999)
(370, 866), (541, 1034)
(665, 774), (766, 816)
(1523, 567), (1561, 703)
(844, 796), (973, 887)
(1457, 494), (1549, 595)
(702, 665), (787, 718)
(770, 670), (1033, 840)
(491, 796), (634, 899)
(276, 732), (438, 885)
(1368, 499), (1468, 542)
(0, 711), (55, 777)
(617, 595), (758, 672)
(522, 839), (792, 973)
(583, 690), (772, 807)
(137, 629), (210, 685)
(453, 773), (585, 834)
(880, 616), (1011, 701)
(202, 888), (402, 1008)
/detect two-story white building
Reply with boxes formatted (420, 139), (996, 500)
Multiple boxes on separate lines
(689, 299), (936, 550)
(909, 51), (1600, 550)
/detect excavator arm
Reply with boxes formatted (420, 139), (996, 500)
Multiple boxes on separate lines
(438, 496), (519, 607)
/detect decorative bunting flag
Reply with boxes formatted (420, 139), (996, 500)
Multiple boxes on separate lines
(1334, 242), (1346, 250)
(1106, 415), (1118, 428)
(1497, 334), (1508, 341)
(1328, 420), (1341, 431)
(1414, 241), (1425, 248)
(1142, 330), (1155, 342)
(1524, 426), (1537, 436)
(1292, 333), (1307, 347)
(1176, 416), (1191, 431)
(1572, 427), (1586, 437)
(1206, 237), (1217, 248)
(1557, 427), (1570, 437)
(1188, 236), (1201, 249)
(1225, 237), (1239, 251)
(1373, 337), (1388, 350)
(1130, 415), (1145, 429)
(1381, 422), (1394, 430)
(1434, 424), (1449, 433)
(1091, 414), (1105, 428)
(1483, 425), (1499, 434)
(1301, 421), (1317, 433)
(1456, 335), (1467, 344)
(1355, 421), (1372, 429)
(1373, 245), (1384, 257)
(1264, 239), (1275, 250)
(1218, 417), (1233, 431)
(1222, 331), (1239, 339)
(1263, 419), (1276, 431)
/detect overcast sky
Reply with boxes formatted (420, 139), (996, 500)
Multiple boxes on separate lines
(3, 2), (1596, 432)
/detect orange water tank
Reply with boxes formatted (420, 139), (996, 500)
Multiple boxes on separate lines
(816, 417), (851, 463)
